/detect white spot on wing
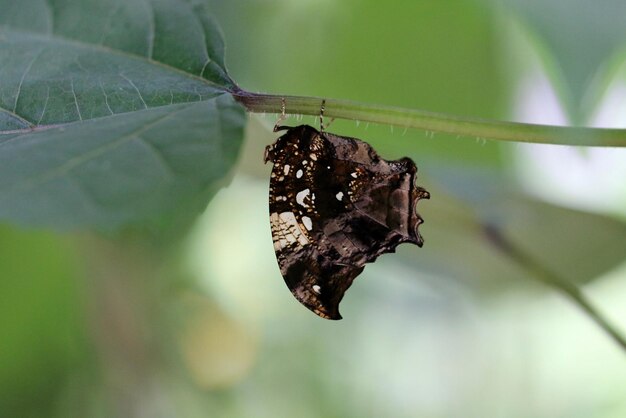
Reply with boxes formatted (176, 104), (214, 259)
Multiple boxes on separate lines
(335, 191), (344, 201)
(296, 169), (303, 178)
(312, 284), (321, 294)
(284, 164), (290, 175)
(271, 211), (310, 250)
(302, 216), (313, 231)
(296, 188), (310, 207)
(351, 172), (358, 178)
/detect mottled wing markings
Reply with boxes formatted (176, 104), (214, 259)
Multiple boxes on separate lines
(265, 125), (429, 320)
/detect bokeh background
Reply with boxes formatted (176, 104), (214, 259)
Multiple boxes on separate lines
(1, 0), (626, 417)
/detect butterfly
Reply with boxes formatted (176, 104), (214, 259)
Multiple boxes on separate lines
(264, 125), (429, 319)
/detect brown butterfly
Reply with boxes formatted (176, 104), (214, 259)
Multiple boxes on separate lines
(264, 125), (429, 319)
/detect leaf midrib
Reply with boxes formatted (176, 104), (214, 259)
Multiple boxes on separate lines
(9, 102), (197, 192)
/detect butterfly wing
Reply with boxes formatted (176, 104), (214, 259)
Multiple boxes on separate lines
(265, 125), (429, 319)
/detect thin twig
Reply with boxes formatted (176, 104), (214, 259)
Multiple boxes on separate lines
(483, 224), (626, 353)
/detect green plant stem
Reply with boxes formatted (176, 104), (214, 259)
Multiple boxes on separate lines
(484, 225), (626, 353)
(232, 91), (626, 147)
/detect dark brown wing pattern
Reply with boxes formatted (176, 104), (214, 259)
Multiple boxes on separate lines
(264, 125), (429, 319)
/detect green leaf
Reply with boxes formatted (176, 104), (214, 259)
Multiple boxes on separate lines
(0, 0), (245, 230)
(0, 97), (244, 229)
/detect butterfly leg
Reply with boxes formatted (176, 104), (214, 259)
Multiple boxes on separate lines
(273, 97), (287, 132)
(319, 99), (335, 132)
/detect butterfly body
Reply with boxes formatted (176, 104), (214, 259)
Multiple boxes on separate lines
(265, 125), (429, 319)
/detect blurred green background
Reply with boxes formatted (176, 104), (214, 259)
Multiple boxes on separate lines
(2, 0), (626, 417)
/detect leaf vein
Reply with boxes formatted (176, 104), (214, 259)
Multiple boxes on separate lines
(200, 57), (212, 79)
(193, 10), (211, 77)
(120, 73), (148, 109)
(0, 106), (34, 128)
(14, 104), (193, 191)
(36, 86), (51, 125)
(69, 78), (83, 121)
(13, 48), (44, 113)
(99, 81), (114, 115)
(145, 0), (156, 59)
